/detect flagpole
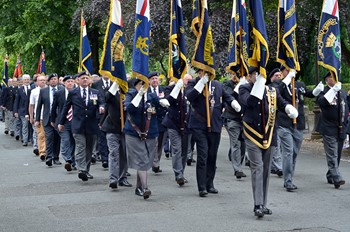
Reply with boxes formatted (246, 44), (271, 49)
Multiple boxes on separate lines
(78, 11), (83, 73)
(292, 76), (296, 127)
(120, 95), (125, 130)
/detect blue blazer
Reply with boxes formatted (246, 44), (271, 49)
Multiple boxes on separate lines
(186, 78), (234, 133)
(51, 88), (70, 126)
(148, 85), (167, 133)
(123, 89), (159, 139)
(14, 86), (31, 117)
(59, 87), (104, 135)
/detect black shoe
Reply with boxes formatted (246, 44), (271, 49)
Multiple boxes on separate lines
(64, 162), (72, 172)
(254, 205), (265, 218)
(271, 169), (277, 174)
(22, 142), (28, 146)
(235, 171), (246, 179)
(187, 159), (192, 166)
(327, 178), (334, 184)
(102, 161), (108, 168)
(109, 182), (118, 189)
(33, 149), (39, 156)
(277, 170), (283, 177)
(199, 191), (208, 197)
(284, 183), (297, 192)
(91, 156), (96, 164)
(176, 177), (185, 186)
(245, 160), (250, 167)
(86, 172), (93, 179)
(334, 180), (345, 189)
(53, 160), (62, 165)
(207, 187), (218, 194)
(165, 152), (170, 158)
(152, 166), (162, 173)
(119, 179), (133, 187)
(126, 172), (131, 176)
(4, 130), (8, 135)
(191, 159), (196, 163)
(10, 132), (14, 136)
(78, 171), (88, 181)
(143, 188), (151, 199)
(262, 206), (272, 215)
(135, 187), (143, 197)
(15, 135), (20, 140)
(46, 159), (53, 167)
(40, 155), (46, 161)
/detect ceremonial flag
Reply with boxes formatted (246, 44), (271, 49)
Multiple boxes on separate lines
(247, 0), (269, 78)
(79, 12), (93, 75)
(168, 0), (187, 81)
(277, 0), (300, 72)
(13, 55), (23, 78)
(226, 0), (249, 75)
(317, 0), (341, 82)
(99, 0), (128, 93)
(37, 49), (46, 75)
(1, 54), (9, 87)
(191, 0), (216, 80)
(132, 0), (151, 88)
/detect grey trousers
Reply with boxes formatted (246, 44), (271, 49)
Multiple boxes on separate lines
(32, 124), (38, 149)
(73, 133), (96, 172)
(20, 116), (29, 143)
(168, 129), (187, 180)
(106, 133), (128, 184)
(224, 119), (243, 172)
(14, 117), (21, 137)
(323, 135), (344, 182)
(271, 133), (282, 171)
(278, 126), (303, 186)
(5, 110), (15, 132)
(245, 139), (273, 206)
(153, 131), (167, 168)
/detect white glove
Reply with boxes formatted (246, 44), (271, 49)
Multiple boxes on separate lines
(108, 81), (119, 95)
(170, 79), (184, 99)
(285, 104), (298, 119)
(234, 77), (248, 94)
(324, 82), (341, 103)
(194, 74), (209, 93)
(159, 99), (170, 108)
(282, 70), (296, 86)
(131, 86), (147, 107)
(250, 74), (266, 100)
(231, 100), (241, 112)
(312, 81), (324, 97)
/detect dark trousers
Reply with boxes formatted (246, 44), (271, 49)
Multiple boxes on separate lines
(44, 125), (60, 161)
(192, 129), (221, 192)
(98, 129), (109, 162)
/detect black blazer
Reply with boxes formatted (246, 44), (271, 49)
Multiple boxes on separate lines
(100, 91), (123, 134)
(36, 86), (63, 126)
(59, 87), (104, 135)
(51, 89), (69, 126)
(14, 85), (31, 117)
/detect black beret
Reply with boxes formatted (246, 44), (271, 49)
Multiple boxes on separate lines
(148, 71), (159, 79)
(72, 73), (79, 80)
(77, 71), (89, 78)
(63, 75), (73, 82)
(47, 73), (58, 81)
(323, 71), (331, 80)
(133, 78), (144, 87)
(268, 68), (281, 79)
(248, 66), (258, 75)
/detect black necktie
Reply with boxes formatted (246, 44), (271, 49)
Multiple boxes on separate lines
(82, 88), (86, 103)
(153, 88), (156, 94)
(105, 81), (109, 88)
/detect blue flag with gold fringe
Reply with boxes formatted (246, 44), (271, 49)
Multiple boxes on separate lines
(191, 0), (216, 80)
(80, 13), (93, 75)
(1, 54), (9, 87)
(168, 0), (187, 81)
(99, 0), (128, 94)
(247, 0), (269, 78)
(132, 0), (151, 88)
(226, 0), (249, 75)
(317, 0), (341, 82)
(277, 0), (300, 72)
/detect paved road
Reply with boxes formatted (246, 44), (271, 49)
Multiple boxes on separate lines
(0, 122), (349, 232)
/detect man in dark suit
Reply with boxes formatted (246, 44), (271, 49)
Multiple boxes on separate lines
(51, 75), (76, 172)
(58, 71), (105, 182)
(35, 73), (63, 167)
(14, 74), (31, 146)
(186, 69), (240, 197)
(91, 74), (110, 168)
(1, 78), (15, 135)
(316, 71), (347, 189)
(147, 72), (168, 173)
